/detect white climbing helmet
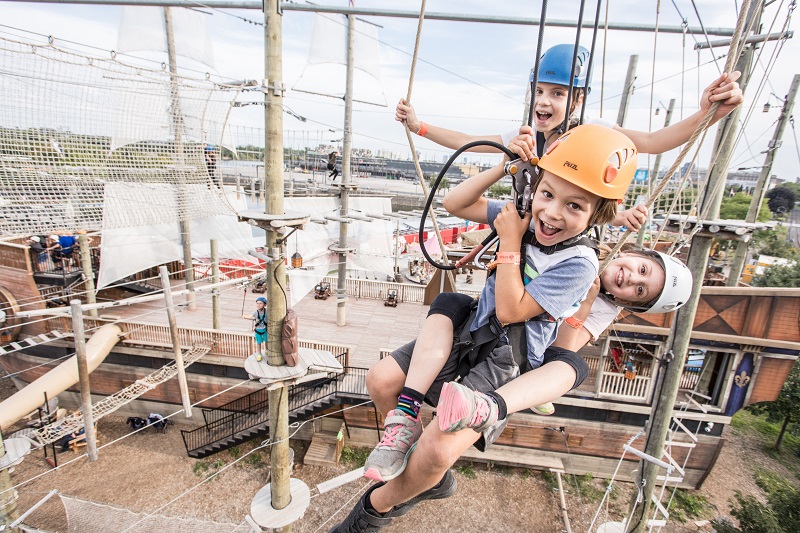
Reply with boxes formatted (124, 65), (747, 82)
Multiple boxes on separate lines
(621, 250), (693, 314)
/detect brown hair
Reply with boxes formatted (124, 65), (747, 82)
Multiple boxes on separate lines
(588, 199), (619, 228)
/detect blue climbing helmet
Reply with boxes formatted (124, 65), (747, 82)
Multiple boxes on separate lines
(531, 44), (592, 93)
(256, 297), (267, 304)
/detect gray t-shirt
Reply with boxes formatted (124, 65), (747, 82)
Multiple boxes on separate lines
(472, 200), (598, 369)
(251, 309), (268, 332)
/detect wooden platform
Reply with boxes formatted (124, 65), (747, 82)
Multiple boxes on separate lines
(243, 347), (343, 386)
(250, 478), (311, 529)
(304, 419), (346, 467)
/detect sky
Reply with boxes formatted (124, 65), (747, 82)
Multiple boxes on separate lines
(2, 0), (799, 182)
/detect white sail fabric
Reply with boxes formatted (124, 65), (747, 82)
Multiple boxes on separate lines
(97, 184), (253, 289)
(285, 197), (393, 306)
(292, 13), (386, 106)
(117, 6), (215, 69)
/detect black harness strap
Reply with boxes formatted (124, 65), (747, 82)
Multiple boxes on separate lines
(254, 309), (267, 331)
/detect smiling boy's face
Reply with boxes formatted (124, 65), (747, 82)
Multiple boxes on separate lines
(256, 301), (265, 309)
(530, 171), (597, 245)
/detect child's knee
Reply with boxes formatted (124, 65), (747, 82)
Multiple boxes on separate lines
(416, 431), (465, 470)
(366, 363), (403, 397)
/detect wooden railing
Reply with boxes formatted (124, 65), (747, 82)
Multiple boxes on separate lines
(0, 240), (32, 271)
(599, 371), (652, 400)
(80, 317), (350, 366)
(322, 276), (482, 304)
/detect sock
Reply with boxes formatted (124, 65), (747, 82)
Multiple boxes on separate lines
(485, 391), (508, 420)
(395, 386), (424, 418)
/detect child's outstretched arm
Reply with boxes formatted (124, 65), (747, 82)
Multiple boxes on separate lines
(396, 98), (505, 153)
(615, 71), (743, 154)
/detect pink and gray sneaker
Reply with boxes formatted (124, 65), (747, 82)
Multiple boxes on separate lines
(437, 381), (499, 433)
(363, 410), (423, 482)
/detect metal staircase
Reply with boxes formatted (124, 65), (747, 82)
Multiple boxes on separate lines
(181, 367), (370, 458)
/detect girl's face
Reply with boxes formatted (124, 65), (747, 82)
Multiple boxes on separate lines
(530, 171), (597, 246)
(600, 253), (666, 305)
(534, 82), (582, 134)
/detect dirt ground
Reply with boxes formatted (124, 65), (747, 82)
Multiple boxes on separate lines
(1, 372), (797, 532)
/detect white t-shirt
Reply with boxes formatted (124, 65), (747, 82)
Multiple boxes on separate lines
(500, 116), (617, 148)
(581, 295), (620, 341)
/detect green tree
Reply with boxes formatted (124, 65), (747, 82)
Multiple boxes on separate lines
(747, 362), (800, 448)
(712, 477), (800, 533)
(765, 186), (797, 216)
(487, 183), (512, 198)
(751, 226), (799, 260)
(428, 175), (450, 194)
(719, 193), (772, 221)
(754, 259), (800, 288)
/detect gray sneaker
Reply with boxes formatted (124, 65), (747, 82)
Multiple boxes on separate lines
(387, 469), (457, 517)
(328, 483), (392, 533)
(363, 410), (423, 482)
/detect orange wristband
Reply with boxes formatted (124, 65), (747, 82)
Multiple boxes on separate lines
(417, 122), (428, 137)
(565, 316), (584, 329)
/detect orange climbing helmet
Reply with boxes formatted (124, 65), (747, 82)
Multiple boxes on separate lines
(537, 124), (638, 200)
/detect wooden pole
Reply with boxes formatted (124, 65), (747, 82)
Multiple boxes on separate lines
(335, 14), (356, 327)
(70, 300), (98, 462)
(616, 55), (638, 127)
(554, 470), (572, 533)
(164, 6), (196, 311)
(264, 0), (291, 528)
(211, 239), (221, 330)
(158, 266), (192, 417)
(727, 73), (800, 285)
(0, 434), (20, 527)
(78, 233), (97, 317)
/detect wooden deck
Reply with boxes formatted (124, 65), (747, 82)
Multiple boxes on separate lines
(104, 277), (431, 368)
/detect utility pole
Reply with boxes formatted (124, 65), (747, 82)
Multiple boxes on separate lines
(164, 7), (196, 311)
(727, 74), (800, 285)
(71, 300), (98, 462)
(638, 98), (675, 247)
(617, 55), (639, 127)
(335, 14), (356, 327)
(264, 0), (291, 530)
(629, 2), (761, 531)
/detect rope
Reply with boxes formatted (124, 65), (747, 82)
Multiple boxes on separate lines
(580, 0), (606, 125)
(563, 0), (588, 133)
(644, 0), (662, 248)
(598, 0), (753, 274)
(400, 0), (456, 289)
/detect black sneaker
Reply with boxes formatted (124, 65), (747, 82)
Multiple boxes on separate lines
(386, 469), (457, 518)
(329, 482), (393, 533)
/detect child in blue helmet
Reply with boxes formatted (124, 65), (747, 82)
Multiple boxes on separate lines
(242, 296), (268, 361)
(396, 43), (742, 227)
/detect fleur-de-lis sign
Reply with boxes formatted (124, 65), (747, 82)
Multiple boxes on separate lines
(734, 371), (751, 388)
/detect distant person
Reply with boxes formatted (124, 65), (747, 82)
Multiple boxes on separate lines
(28, 236), (47, 271)
(327, 151), (340, 181)
(204, 144), (219, 186)
(58, 233), (77, 267)
(57, 426), (85, 453)
(243, 296), (268, 362)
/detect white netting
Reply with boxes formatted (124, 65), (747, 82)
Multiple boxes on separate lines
(60, 494), (247, 533)
(0, 34), (242, 237)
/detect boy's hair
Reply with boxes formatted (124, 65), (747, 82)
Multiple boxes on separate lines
(588, 199), (619, 228)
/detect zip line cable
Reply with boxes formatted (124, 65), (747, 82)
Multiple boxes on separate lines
(690, 0), (724, 74)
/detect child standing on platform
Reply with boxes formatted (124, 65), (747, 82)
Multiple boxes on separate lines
(243, 296), (268, 362)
